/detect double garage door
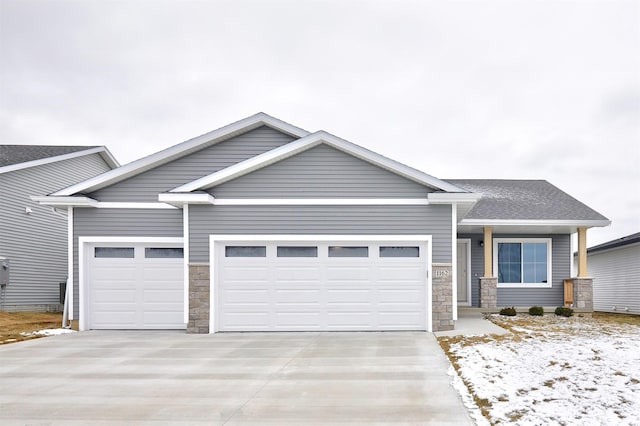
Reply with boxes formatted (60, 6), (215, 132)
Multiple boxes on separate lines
(87, 239), (429, 331)
(215, 240), (429, 332)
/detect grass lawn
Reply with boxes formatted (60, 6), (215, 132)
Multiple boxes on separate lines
(0, 311), (63, 345)
(438, 312), (640, 425)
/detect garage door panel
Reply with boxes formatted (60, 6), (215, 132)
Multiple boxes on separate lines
(276, 312), (321, 327)
(93, 312), (137, 325)
(326, 289), (372, 303)
(276, 288), (321, 303)
(326, 266), (371, 280)
(143, 289), (183, 303)
(93, 289), (137, 303)
(224, 288), (269, 302)
(275, 267), (321, 280)
(223, 266), (269, 280)
(378, 288), (423, 303)
(223, 312), (270, 329)
(327, 312), (373, 328)
(88, 243), (185, 330)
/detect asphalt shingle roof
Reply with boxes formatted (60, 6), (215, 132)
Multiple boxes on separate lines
(445, 179), (609, 221)
(0, 145), (98, 167)
(587, 232), (640, 253)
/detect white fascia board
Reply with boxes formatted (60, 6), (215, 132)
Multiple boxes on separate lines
(211, 198), (430, 205)
(53, 113), (310, 196)
(158, 192), (215, 205)
(173, 130), (467, 193)
(459, 219), (612, 228)
(31, 195), (99, 207)
(98, 147), (120, 168)
(0, 147), (116, 175)
(427, 192), (482, 204)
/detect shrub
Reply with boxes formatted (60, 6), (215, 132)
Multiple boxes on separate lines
(555, 307), (574, 317)
(500, 306), (517, 316)
(529, 306), (544, 316)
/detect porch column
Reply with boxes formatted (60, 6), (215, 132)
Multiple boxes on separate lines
(480, 226), (497, 309)
(483, 226), (493, 277)
(577, 227), (588, 278)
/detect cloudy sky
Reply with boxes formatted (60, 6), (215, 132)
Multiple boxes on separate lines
(1, 0), (638, 247)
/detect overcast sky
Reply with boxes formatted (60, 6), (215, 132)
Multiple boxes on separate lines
(1, 0), (638, 247)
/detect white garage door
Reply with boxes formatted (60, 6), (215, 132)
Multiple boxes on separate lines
(215, 240), (428, 331)
(87, 243), (185, 330)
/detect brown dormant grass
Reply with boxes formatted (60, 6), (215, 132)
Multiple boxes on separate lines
(0, 311), (62, 345)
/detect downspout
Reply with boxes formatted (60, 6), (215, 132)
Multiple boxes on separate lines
(61, 278), (71, 329)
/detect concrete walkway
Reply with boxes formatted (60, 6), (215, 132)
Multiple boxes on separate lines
(435, 309), (511, 337)
(0, 331), (474, 425)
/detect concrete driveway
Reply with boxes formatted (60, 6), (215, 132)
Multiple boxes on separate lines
(0, 331), (473, 425)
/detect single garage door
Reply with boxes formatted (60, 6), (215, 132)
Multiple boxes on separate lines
(87, 243), (185, 329)
(215, 240), (428, 331)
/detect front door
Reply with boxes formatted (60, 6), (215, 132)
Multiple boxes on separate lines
(457, 240), (470, 305)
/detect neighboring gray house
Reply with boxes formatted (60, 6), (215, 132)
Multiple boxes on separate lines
(34, 113), (609, 332)
(584, 232), (640, 315)
(0, 145), (118, 311)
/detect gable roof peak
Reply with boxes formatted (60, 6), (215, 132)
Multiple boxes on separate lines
(171, 127), (468, 193)
(53, 112), (310, 196)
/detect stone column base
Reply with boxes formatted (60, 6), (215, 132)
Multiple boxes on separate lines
(480, 277), (497, 308)
(187, 263), (210, 334)
(572, 277), (593, 313)
(432, 263), (453, 331)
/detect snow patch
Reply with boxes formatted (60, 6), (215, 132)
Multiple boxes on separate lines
(21, 328), (76, 337)
(445, 316), (640, 425)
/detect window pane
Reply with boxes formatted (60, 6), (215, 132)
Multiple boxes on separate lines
(145, 248), (184, 258)
(225, 246), (266, 257)
(523, 243), (547, 283)
(277, 246), (318, 257)
(94, 247), (134, 258)
(379, 246), (419, 257)
(329, 246), (369, 257)
(497, 243), (521, 283)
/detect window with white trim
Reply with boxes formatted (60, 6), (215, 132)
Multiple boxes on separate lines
(494, 238), (552, 288)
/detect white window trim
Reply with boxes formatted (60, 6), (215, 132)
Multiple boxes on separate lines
(493, 238), (553, 288)
(78, 236), (184, 331)
(208, 234), (433, 334)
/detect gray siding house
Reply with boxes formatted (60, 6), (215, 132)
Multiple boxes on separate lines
(582, 233), (640, 315)
(34, 114), (609, 332)
(0, 145), (118, 311)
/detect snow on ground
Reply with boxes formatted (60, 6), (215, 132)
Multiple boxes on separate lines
(20, 328), (76, 336)
(443, 315), (640, 426)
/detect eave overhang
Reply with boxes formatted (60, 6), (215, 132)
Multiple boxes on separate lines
(456, 219), (612, 235)
(31, 196), (99, 208)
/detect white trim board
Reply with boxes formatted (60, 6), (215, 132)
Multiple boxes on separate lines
(53, 113), (310, 196)
(67, 207), (74, 320)
(77, 236), (184, 331)
(208, 234), (433, 334)
(172, 131), (467, 193)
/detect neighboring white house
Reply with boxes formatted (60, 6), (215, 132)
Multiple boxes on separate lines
(586, 232), (640, 315)
(0, 145), (118, 312)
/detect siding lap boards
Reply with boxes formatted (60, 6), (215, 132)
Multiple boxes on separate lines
(0, 153), (112, 308)
(90, 126), (296, 202)
(212, 144), (433, 198)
